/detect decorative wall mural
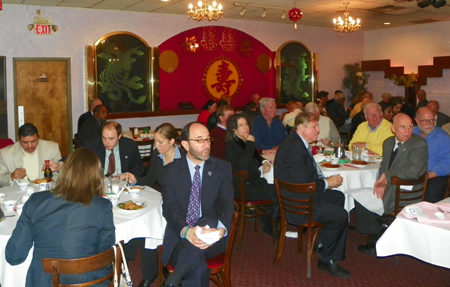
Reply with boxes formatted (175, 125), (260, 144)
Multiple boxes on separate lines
(95, 32), (151, 114)
(202, 56), (242, 102)
(278, 42), (314, 104)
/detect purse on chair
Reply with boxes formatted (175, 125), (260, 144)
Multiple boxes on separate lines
(113, 242), (133, 287)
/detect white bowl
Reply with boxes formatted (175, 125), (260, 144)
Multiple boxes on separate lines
(18, 182), (30, 191)
(129, 188), (141, 198)
(14, 203), (24, 216)
(2, 200), (16, 210)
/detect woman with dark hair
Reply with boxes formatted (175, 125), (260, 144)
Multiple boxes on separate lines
(126, 122), (185, 287)
(6, 148), (115, 287)
(380, 101), (395, 122)
(197, 100), (217, 126)
(391, 96), (403, 115)
(225, 113), (276, 234)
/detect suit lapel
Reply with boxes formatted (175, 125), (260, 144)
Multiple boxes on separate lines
(200, 159), (215, 201)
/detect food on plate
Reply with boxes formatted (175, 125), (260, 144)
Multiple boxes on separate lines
(350, 160), (368, 165)
(117, 200), (146, 210)
(32, 178), (52, 184)
(321, 162), (340, 168)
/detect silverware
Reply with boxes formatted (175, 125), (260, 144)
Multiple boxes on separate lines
(437, 207), (448, 213)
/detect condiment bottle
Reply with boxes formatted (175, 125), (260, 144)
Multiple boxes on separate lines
(44, 160), (53, 180)
(134, 127), (139, 136)
(362, 149), (369, 162)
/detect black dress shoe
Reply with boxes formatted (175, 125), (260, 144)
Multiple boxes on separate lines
(358, 243), (376, 256)
(161, 282), (176, 287)
(313, 241), (323, 254)
(139, 279), (152, 287)
(317, 259), (351, 278)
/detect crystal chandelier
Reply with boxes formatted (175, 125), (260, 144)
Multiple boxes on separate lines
(188, 0), (224, 21)
(333, 3), (361, 35)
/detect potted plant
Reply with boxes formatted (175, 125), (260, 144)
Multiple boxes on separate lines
(342, 62), (369, 101)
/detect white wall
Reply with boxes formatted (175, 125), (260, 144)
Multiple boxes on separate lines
(364, 21), (450, 116)
(0, 4), (363, 138)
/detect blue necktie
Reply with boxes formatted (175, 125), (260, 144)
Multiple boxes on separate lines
(186, 165), (201, 227)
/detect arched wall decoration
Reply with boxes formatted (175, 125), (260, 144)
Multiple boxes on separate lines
(276, 41), (316, 105)
(158, 26), (275, 111)
(202, 56), (243, 102)
(91, 31), (156, 116)
(257, 53), (272, 73)
(159, 50), (179, 73)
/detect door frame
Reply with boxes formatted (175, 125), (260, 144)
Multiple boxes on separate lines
(13, 57), (73, 152)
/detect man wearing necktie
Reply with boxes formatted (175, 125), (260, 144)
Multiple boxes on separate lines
(84, 121), (144, 178)
(274, 112), (351, 278)
(356, 113), (428, 255)
(161, 122), (234, 287)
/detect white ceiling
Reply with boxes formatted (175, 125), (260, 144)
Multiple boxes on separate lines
(4, 0), (450, 30)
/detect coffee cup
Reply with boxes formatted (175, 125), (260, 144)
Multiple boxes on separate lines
(18, 182), (30, 191)
(15, 203), (24, 216)
(331, 158), (339, 165)
(0, 193), (5, 202)
(39, 182), (49, 191)
(107, 195), (119, 206)
(2, 200), (16, 210)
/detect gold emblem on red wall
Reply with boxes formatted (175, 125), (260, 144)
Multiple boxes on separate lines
(202, 56), (243, 102)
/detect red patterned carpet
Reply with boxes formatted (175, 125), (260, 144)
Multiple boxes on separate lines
(129, 212), (450, 287)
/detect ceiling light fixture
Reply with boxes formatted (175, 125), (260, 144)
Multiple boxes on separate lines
(260, 8), (267, 18)
(187, 0), (223, 22)
(416, 0), (447, 8)
(233, 2), (288, 22)
(333, 3), (361, 35)
(239, 6), (246, 17)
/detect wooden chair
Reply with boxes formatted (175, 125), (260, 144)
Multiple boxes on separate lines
(391, 173), (429, 215)
(0, 138), (14, 149)
(444, 176), (450, 198)
(158, 211), (239, 287)
(232, 169), (275, 251)
(42, 240), (124, 287)
(273, 178), (323, 278)
(135, 139), (155, 174)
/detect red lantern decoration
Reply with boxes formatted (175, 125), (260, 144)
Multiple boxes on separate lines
(288, 7), (302, 30)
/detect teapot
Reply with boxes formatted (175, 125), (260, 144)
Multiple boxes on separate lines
(334, 141), (345, 159)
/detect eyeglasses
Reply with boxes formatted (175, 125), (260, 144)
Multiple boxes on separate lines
(366, 113), (381, 118)
(418, 119), (436, 124)
(187, 138), (213, 144)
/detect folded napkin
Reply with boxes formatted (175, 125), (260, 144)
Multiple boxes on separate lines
(313, 153), (325, 163)
(195, 225), (221, 245)
(399, 202), (450, 224)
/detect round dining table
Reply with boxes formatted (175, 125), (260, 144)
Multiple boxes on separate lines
(0, 182), (166, 287)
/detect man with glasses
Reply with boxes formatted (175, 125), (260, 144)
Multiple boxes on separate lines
(160, 122), (234, 287)
(356, 113), (427, 256)
(349, 103), (393, 155)
(413, 107), (450, 202)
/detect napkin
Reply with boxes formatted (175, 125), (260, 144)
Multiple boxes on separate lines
(195, 225), (221, 245)
(313, 153), (325, 163)
(399, 202), (450, 224)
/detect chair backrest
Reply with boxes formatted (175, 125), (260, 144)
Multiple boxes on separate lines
(391, 173), (429, 215)
(223, 211), (239, 271)
(274, 178), (316, 226)
(42, 240), (124, 287)
(0, 138), (14, 149)
(232, 169), (249, 203)
(136, 139), (155, 159)
(129, 126), (151, 133)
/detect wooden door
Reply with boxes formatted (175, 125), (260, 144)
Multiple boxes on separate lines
(14, 58), (72, 157)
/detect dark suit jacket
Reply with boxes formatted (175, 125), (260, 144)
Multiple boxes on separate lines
(274, 132), (326, 225)
(77, 117), (102, 147)
(436, 112), (450, 128)
(137, 147), (186, 188)
(84, 137), (145, 177)
(6, 191), (115, 287)
(327, 101), (349, 127)
(380, 134), (428, 214)
(77, 111), (93, 133)
(161, 155), (234, 265)
(210, 126), (227, 160)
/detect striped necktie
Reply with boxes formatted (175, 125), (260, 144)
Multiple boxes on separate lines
(186, 165), (201, 227)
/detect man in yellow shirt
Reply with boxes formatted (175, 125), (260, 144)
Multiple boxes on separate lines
(349, 103), (393, 155)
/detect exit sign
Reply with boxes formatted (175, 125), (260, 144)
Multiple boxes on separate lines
(34, 24), (52, 35)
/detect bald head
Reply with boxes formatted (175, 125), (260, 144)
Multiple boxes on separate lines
(392, 113), (414, 143)
(427, 100), (439, 116)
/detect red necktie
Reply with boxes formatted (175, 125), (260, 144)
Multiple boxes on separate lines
(186, 165), (201, 227)
(107, 150), (115, 176)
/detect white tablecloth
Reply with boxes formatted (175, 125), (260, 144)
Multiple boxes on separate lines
(0, 183), (166, 287)
(321, 163), (379, 212)
(376, 198), (450, 269)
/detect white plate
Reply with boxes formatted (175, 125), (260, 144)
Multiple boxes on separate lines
(370, 156), (382, 162)
(117, 200), (147, 211)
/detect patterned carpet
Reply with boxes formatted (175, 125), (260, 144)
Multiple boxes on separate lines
(129, 212), (450, 287)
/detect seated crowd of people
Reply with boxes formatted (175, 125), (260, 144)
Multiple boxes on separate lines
(1, 88), (450, 286)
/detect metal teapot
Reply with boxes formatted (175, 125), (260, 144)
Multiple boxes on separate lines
(334, 141), (345, 159)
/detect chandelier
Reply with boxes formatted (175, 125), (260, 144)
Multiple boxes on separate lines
(333, 3), (361, 35)
(188, 0), (224, 22)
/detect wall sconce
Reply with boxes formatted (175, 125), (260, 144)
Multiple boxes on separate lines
(280, 10), (286, 20)
(239, 6), (246, 16)
(183, 36), (199, 53)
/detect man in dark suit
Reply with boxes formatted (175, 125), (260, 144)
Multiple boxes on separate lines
(77, 105), (108, 146)
(161, 122), (234, 287)
(84, 121), (144, 178)
(427, 100), (450, 127)
(356, 113), (428, 255)
(77, 98), (102, 133)
(274, 112), (351, 278)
